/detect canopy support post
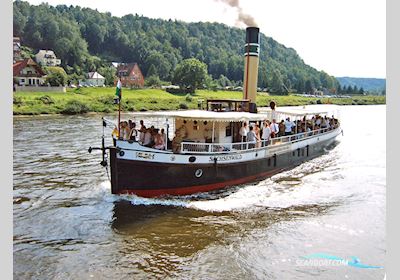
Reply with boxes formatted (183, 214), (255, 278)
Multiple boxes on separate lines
(212, 122), (215, 143)
(165, 117), (169, 150)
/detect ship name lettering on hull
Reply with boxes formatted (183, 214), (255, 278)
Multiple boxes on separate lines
(136, 152), (155, 160)
(209, 154), (243, 162)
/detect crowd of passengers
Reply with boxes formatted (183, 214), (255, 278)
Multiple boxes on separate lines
(112, 119), (167, 150)
(112, 115), (339, 151)
(240, 115), (339, 148)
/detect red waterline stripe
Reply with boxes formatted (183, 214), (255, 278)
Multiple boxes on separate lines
(118, 168), (283, 198)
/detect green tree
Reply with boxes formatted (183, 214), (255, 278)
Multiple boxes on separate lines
(337, 84), (342, 95)
(98, 66), (116, 86)
(305, 80), (314, 93)
(145, 52), (171, 80)
(353, 85), (358, 94)
(20, 46), (34, 59)
(172, 58), (208, 91)
(270, 70), (288, 94)
(44, 66), (68, 86)
(145, 75), (162, 87)
(346, 85), (353, 94)
(147, 64), (158, 77)
(217, 74), (232, 88)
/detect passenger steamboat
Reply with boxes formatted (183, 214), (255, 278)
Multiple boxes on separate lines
(89, 27), (342, 197)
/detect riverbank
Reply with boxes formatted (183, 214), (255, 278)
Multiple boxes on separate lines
(13, 87), (386, 115)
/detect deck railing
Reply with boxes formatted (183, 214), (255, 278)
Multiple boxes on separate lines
(180, 126), (339, 154)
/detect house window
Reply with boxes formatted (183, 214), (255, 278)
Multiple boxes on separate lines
(27, 70), (32, 75)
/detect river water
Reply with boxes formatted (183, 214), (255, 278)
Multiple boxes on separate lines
(13, 105), (385, 279)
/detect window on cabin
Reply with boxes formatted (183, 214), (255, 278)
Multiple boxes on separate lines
(225, 123), (232, 137)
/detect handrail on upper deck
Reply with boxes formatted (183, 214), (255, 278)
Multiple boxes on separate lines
(180, 125), (340, 154)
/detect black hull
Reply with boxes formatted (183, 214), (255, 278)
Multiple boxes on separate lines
(110, 138), (337, 197)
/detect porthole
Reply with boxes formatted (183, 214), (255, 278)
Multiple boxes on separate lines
(195, 169), (203, 178)
(255, 153), (258, 157)
(189, 156), (196, 163)
(119, 151), (125, 157)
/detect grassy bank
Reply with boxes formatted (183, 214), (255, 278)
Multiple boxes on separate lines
(13, 87), (386, 115)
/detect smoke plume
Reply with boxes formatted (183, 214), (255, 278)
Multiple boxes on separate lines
(215, 0), (258, 27)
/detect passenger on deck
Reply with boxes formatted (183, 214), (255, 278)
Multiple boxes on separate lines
(153, 129), (165, 150)
(128, 122), (137, 141)
(321, 117), (328, 129)
(284, 117), (295, 136)
(254, 123), (262, 148)
(139, 120), (146, 132)
(160, 128), (166, 141)
(111, 125), (119, 139)
(315, 116), (322, 127)
(278, 120), (285, 137)
(172, 128), (185, 153)
(240, 122), (248, 142)
(137, 120), (145, 142)
(330, 118), (335, 129)
(142, 128), (152, 147)
(325, 118), (331, 130)
(120, 121), (130, 140)
(270, 119), (279, 138)
(246, 126), (259, 149)
(262, 120), (271, 146)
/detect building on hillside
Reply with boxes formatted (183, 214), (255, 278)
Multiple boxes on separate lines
(111, 62), (120, 68)
(116, 63), (145, 88)
(13, 58), (46, 86)
(35, 50), (61, 67)
(80, 71), (106, 87)
(314, 90), (324, 96)
(13, 37), (22, 63)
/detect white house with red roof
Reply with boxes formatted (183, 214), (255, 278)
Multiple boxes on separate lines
(13, 58), (46, 86)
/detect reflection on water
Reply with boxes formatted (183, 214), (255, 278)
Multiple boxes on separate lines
(109, 199), (340, 279)
(14, 106), (385, 279)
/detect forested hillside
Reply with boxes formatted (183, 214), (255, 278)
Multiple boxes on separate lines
(336, 77), (386, 95)
(13, 0), (338, 93)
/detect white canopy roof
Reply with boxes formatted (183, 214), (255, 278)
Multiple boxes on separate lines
(259, 104), (340, 118)
(120, 105), (339, 123)
(123, 110), (269, 122)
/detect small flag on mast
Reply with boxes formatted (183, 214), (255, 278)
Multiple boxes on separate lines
(115, 79), (122, 100)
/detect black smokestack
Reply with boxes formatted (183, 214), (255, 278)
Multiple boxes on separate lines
(243, 27), (260, 113)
